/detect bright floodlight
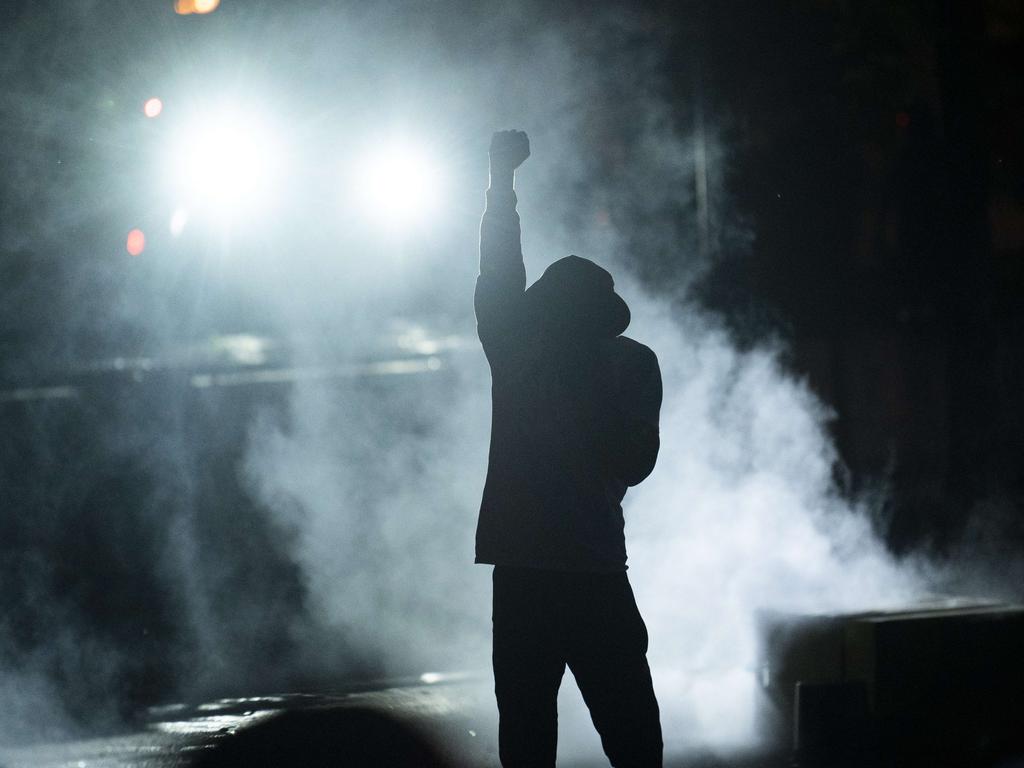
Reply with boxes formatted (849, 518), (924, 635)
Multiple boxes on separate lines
(352, 140), (445, 229)
(168, 109), (281, 214)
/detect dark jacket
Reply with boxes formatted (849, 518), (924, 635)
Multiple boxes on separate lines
(474, 185), (662, 572)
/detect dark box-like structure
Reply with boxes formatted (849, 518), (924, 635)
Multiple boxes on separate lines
(757, 600), (1024, 766)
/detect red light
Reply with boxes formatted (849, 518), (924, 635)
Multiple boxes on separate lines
(126, 229), (146, 256)
(144, 98), (163, 118)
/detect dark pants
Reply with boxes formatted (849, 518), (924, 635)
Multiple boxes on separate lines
(492, 566), (663, 768)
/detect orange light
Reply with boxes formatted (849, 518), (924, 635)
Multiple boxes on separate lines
(126, 229), (146, 256)
(175, 0), (218, 13)
(143, 98), (163, 118)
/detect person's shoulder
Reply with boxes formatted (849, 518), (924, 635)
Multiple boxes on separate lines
(610, 335), (659, 369)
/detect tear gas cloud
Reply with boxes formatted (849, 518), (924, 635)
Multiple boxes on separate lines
(0, 1), (988, 757)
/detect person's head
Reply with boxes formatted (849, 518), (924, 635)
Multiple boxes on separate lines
(523, 255), (630, 341)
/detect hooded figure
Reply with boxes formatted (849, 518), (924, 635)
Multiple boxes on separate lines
(477, 247), (661, 571)
(523, 254), (631, 339)
(475, 131), (663, 768)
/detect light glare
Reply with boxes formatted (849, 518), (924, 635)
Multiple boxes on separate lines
(169, 207), (189, 236)
(144, 98), (163, 118)
(353, 140), (444, 229)
(168, 110), (281, 214)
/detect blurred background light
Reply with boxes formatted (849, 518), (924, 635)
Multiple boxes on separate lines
(144, 97), (163, 118)
(169, 207), (189, 236)
(174, 0), (220, 14)
(351, 139), (445, 231)
(166, 109), (281, 215)
(126, 228), (146, 256)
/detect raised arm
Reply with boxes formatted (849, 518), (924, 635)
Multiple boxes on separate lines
(475, 130), (530, 361)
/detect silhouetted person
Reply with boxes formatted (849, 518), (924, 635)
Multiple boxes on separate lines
(476, 130), (664, 767)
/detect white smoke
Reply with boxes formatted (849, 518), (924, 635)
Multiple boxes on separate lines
(244, 355), (494, 675)
(623, 289), (925, 751)
(241, 266), (928, 763)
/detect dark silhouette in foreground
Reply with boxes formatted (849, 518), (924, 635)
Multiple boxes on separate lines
(475, 130), (664, 767)
(192, 706), (459, 768)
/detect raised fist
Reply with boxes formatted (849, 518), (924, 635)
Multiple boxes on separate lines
(489, 130), (530, 173)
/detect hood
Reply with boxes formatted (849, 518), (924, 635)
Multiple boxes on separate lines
(523, 255), (630, 340)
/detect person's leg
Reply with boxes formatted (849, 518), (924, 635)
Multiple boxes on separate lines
(566, 573), (663, 768)
(492, 567), (566, 768)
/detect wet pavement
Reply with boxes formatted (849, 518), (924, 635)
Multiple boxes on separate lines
(0, 674), (491, 768)
(0, 673), (779, 768)
(0, 672), (490, 768)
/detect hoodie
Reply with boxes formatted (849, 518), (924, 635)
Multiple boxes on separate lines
(474, 185), (662, 572)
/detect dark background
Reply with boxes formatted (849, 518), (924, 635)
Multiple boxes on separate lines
(692, 0), (1024, 555)
(572, 0), (1024, 555)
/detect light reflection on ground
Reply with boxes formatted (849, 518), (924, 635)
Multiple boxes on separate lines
(0, 673), (781, 767)
(150, 710), (279, 735)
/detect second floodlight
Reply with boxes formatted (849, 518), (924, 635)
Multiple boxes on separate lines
(167, 108), (282, 215)
(351, 140), (444, 230)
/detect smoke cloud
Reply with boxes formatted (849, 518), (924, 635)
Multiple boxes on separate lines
(233, 6), (929, 760)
